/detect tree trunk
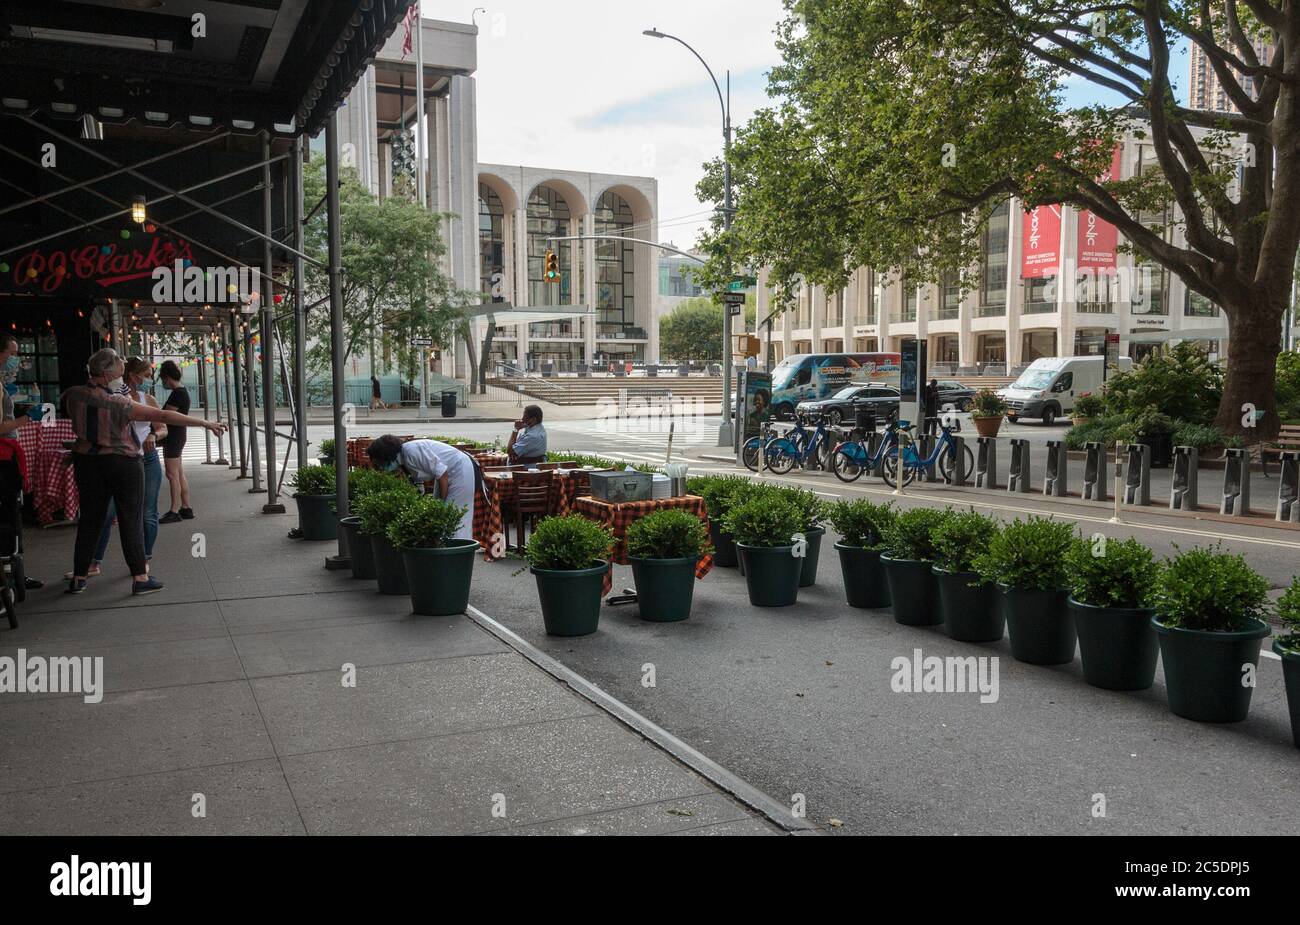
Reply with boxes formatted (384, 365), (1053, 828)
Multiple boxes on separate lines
(478, 315), (497, 393)
(458, 319), (479, 394)
(1215, 304), (1283, 441)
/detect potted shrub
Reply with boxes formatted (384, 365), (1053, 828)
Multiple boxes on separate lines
(970, 389), (1006, 438)
(1071, 391), (1103, 427)
(1152, 545), (1271, 723)
(354, 482), (420, 594)
(782, 487), (829, 588)
(318, 437), (336, 467)
(880, 507), (952, 626)
(626, 509), (710, 622)
(931, 510), (1002, 642)
(1064, 536), (1160, 690)
(722, 494), (804, 607)
(290, 465), (338, 541)
(1273, 579), (1300, 748)
(692, 475), (749, 568)
(828, 499), (897, 608)
(338, 468), (400, 580)
(387, 495), (478, 616)
(973, 517), (1075, 664)
(526, 514), (614, 637)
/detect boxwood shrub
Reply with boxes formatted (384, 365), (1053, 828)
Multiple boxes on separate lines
(525, 515), (614, 571)
(1063, 535), (1159, 609)
(1152, 544), (1270, 632)
(972, 516), (1074, 592)
(626, 510), (710, 560)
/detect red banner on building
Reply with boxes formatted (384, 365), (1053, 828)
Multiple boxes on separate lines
(1021, 205), (1061, 278)
(1076, 144), (1123, 274)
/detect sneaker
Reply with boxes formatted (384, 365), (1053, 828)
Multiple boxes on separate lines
(64, 565), (102, 579)
(159, 512), (182, 524)
(24, 577), (45, 590)
(179, 507), (195, 520)
(132, 577), (165, 595)
(66, 578), (87, 594)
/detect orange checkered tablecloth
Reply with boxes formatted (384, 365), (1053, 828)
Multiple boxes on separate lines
(483, 470), (585, 520)
(572, 494), (713, 595)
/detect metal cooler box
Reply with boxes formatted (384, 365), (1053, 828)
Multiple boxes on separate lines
(589, 470), (652, 503)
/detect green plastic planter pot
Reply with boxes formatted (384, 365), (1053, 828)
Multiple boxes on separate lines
(532, 561), (609, 636)
(1273, 641), (1300, 748)
(1069, 598), (1158, 690)
(338, 517), (375, 580)
(1001, 587), (1074, 665)
(1154, 617), (1269, 723)
(798, 527), (824, 588)
(629, 556), (698, 622)
(933, 568), (1001, 642)
(835, 544), (890, 609)
(401, 540), (478, 616)
(735, 543), (801, 607)
(294, 493), (338, 541)
(708, 519), (739, 568)
(881, 555), (940, 626)
(369, 532), (409, 596)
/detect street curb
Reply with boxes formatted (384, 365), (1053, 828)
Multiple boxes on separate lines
(699, 454), (738, 463)
(464, 603), (818, 835)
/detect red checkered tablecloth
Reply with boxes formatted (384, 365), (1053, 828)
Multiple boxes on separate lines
(15, 420), (79, 524)
(572, 494), (713, 595)
(483, 470), (586, 521)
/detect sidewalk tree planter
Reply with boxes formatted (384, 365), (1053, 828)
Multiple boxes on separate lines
(318, 438), (335, 467)
(828, 499), (897, 608)
(338, 468), (404, 579)
(289, 465), (338, 541)
(691, 475), (749, 568)
(932, 510), (1002, 642)
(880, 507), (952, 626)
(626, 509), (710, 623)
(724, 494), (804, 607)
(1273, 579), (1300, 748)
(1071, 392), (1103, 428)
(526, 515), (614, 637)
(974, 517), (1075, 664)
(1152, 545), (1271, 723)
(354, 482), (420, 595)
(389, 496), (477, 616)
(970, 389), (1006, 439)
(1064, 536), (1160, 691)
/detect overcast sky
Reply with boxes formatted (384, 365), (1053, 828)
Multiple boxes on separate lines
(426, 0), (787, 249)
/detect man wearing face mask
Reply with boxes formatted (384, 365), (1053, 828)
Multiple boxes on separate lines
(365, 435), (479, 542)
(63, 347), (226, 595)
(0, 333), (46, 590)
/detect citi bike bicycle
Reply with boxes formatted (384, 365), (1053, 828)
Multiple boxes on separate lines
(829, 410), (905, 483)
(880, 417), (975, 488)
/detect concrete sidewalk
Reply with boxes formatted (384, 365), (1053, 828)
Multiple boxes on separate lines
(0, 466), (785, 836)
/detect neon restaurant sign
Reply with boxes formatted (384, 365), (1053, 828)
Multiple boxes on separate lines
(1, 235), (209, 297)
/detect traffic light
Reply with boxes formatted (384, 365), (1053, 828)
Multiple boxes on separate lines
(544, 250), (559, 283)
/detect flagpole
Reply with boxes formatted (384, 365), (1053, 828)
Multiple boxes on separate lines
(414, 2), (427, 210)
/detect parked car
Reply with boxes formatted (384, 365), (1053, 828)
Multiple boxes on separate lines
(797, 383), (900, 425)
(935, 380), (976, 412)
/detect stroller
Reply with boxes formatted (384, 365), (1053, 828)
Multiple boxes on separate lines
(0, 453), (25, 629)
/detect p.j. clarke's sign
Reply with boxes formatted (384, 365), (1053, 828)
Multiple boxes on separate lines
(5, 235), (257, 303)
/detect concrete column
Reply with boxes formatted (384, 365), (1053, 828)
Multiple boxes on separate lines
(811, 285), (824, 350)
(515, 205), (530, 366)
(583, 211), (596, 364)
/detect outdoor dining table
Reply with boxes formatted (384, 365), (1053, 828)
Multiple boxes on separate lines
(482, 467), (590, 521)
(571, 494), (714, 595)
(13, 419), (79, 525)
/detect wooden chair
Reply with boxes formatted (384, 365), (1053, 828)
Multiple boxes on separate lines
(537, 462), (559, 470)
(511, 470), (554, 551)
(556, 461), (581, 470)
(569, 469), (592, 500)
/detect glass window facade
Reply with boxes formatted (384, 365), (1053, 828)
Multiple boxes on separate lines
(527, 185), (572, 312)
(478, 183), (505, 299)
(1186, 290), (1221, 317)
(980, 201), (1009, 307)
(659, 255), (702, 298)
(594, 191), (636, 337)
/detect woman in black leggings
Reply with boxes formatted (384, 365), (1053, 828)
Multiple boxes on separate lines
(158, 360), (193, 523)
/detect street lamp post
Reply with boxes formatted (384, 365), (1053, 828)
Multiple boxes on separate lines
(644, 27), (734, 447)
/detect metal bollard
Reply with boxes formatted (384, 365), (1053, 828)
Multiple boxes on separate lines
(1082, 441), (1109, 502)
(1123, 443), (1151, 506)
(868, 430), (886, 478)
(949, 435), (970, 486)
(1043, 440), (1068, 497)
(976, 436), (998, 489)
(1221, 447), (1251, 516)
(1007, 438), (1031, 493)
(917, 433), (939, 483)
(1169, 445), (1199, 512)
(1276, 451), (1299, 522)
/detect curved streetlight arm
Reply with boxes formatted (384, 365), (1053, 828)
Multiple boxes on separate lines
(643, 28), (728, 131)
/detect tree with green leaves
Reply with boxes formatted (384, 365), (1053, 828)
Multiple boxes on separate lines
(659, 295), (758, 365)
(697, 0), (1300, 439)
(301, 158), (476, 390)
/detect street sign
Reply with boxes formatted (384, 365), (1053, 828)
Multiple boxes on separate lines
(722, 291), (747, 306)
(727, 276), (757, 292)
(412, 337), (433, 348)
(728, 303), (742, 317)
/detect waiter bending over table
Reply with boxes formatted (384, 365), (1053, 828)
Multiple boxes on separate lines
(366, 435), (479, 541)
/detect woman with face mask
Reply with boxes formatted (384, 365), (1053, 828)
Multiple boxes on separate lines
(0, 332), (45, 437)
(365, 435), (480, 541)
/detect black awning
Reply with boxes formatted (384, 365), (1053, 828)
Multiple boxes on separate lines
(0, 0), (414, 138)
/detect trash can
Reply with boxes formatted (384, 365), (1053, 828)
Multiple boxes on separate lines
(440, 389), (458, 418)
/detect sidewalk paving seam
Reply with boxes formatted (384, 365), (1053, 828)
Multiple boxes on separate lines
(462, 791), (757, 835)
(464, 604), (817, 835)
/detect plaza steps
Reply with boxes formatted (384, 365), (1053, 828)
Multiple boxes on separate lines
(487, 375), (724, 406)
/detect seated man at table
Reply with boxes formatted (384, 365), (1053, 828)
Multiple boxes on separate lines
(367, 435), (477, 541)
(507, 405), (547, 464)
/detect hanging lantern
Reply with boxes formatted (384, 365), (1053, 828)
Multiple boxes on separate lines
(120, 229), (131, 240)
(26, 267), (37, 279)
(0, 262), (9, 273)
(131, 196), (147, 224)
(101, 245), (112, 255)
(144, 223), (157, 234)
(273, 293), (283, 304)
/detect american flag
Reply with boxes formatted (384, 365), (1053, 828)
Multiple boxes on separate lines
(401, 3), (417, 58)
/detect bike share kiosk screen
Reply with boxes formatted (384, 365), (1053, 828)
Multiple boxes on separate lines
(899, 340), (927, 427)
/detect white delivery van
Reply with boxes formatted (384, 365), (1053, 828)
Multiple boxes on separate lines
(998, 356), (1133, 425)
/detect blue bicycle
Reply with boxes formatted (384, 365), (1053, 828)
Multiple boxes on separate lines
(762, 412), (835, 474)
(741, 415), (814, 472)
(830, 411), (903, 483)
(881, 419), (975, 488)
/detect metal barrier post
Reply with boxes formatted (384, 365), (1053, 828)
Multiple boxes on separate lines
(1276, 450), (1299, 522)
(976, 436), (998, 489)
(1043, 440), (1068, 497)
(1169, 445), (1199, 512)
(918, 433), (939, 482)
(1081, 441), (1108, 501)
(1007, 438), (1030, 493)
(1221, 447), (1251, 516)
(949, 435), (969, 486)
(1124, 443), (1152, 506)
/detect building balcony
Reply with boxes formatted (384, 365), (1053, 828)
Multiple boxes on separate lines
(974, 304), (1006, 318)
(1022, 301), (1057, 315)
(889, 313), (918, 324)
(1076, 302), (1118, 315)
